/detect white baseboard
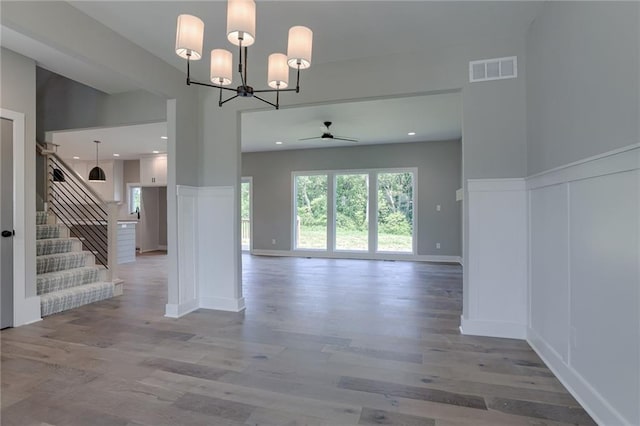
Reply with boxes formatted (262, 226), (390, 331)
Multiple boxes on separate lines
(165, 299), (199, 318)
(14, 296), (41, 327)
(200, 296), (246, 312)
(527, 328), (628, 426)
(251, 249), (461, 264)
(460, 316), (527, 339)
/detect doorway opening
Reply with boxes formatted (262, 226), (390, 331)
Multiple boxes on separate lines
(241, 177), (252, 252)
(1, 118), (14, 329)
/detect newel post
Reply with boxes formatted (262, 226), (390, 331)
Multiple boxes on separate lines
(106, 201), (119, 281)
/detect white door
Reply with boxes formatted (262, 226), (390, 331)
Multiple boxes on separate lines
(1, 118), (14, 329)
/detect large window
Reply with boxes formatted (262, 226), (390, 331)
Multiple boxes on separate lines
(377, 172), (414, 252)
(335, 173), (369, 251)
(294, 174), (328, 250)
(293, 169), (416, 255)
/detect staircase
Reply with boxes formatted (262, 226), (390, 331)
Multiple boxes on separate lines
(36, 210), (121, 317)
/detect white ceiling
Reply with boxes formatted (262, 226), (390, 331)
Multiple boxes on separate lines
(242, 92), (462, 152)
(69, 1), (543, 87)
(49, 122), (168, 161)
(6, 2), (542, 154)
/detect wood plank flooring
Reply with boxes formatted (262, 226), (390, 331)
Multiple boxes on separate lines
(1, 253), (595, 425)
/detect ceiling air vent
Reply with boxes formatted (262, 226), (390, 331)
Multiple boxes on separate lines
(469, 56), (517, 83)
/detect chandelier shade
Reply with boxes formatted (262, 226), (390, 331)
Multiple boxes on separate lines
(226, 0), (256, 47)
(268, 53), (289, 89)
(175, 0), (313, 109)
(287, 26), (313, 69)
(175, 14), (204, 60)
(210, 49), (233, 85)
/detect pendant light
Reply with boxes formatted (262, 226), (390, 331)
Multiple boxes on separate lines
(88, 140), (106, 182)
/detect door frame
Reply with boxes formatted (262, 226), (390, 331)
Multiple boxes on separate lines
(241, 177), (253, 253)
(1, 108), (40, 326)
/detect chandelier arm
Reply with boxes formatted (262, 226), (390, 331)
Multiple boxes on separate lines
(253, 88), (297, 93)
(219, 94), (239, 107)
(253, 94), (279, 109)
(295, 64), (300, 93)
(189, 79), (238, 92)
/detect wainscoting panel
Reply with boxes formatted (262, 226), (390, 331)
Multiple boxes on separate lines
(166, 186), (199, 317)
(529, 183), (570, 362)
(462, 178), (527, 339)
(197, 186), (244, 312)
(528, 144), (639, 426)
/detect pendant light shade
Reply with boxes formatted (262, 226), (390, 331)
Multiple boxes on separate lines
(88, 140), (106, 182)
(210, 49), (233, 85)
(88, 166), (106, 182)
(268, 53), (289, 89)
(287, 26), (313, 69)
(175, 14), (205, 60)
(227, 0), (256, 46)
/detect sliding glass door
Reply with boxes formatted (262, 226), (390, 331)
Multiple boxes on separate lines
(292, 169), (416, 255)
(294, 174), (328, 250)
(377, 172), (414, 252)
(335, 173), (369, 251)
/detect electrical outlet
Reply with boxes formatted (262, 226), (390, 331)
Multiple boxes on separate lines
(272, 239), (276, 245)
(436, 204), (441, 211)
(436, 243), (441, 249)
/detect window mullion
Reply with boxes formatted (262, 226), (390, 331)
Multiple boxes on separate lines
(327, 172), (335, 253)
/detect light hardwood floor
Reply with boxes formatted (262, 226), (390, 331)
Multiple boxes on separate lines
(1, 253), (595, 425)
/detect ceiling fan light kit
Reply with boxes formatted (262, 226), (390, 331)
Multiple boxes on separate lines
(175, 0), (313, 110)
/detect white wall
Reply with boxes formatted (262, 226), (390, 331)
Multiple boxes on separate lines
(2, 1), (200, 317)
(526, 3), (640, 424)
(527, 147), (639, 426)
(0, 48), (37, 314)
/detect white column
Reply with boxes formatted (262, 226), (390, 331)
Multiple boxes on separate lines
(461, 178), (527, 339)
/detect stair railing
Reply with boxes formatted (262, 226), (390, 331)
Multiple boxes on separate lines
(37, 142), (118, 281)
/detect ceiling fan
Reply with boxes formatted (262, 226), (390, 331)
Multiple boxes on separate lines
(298, 121), (359, 143)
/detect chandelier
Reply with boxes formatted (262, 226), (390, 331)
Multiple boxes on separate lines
(175, 0), (313, 110)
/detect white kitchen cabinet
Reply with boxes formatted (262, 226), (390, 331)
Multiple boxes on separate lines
(140, 154), (167, 186)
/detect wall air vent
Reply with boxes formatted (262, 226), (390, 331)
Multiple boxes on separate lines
(469, 56), (517, 83)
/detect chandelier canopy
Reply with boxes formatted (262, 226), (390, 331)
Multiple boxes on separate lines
(175, 0), (313, 110)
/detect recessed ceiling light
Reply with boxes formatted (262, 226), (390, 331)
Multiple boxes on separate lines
(275, 141), (283, 145)
(160, 136), (168, 140)
(152, 150), (160, 154)
(113, 153), (120, 157)
(73, 156), (80, 160)
(408, 132), (416, 136)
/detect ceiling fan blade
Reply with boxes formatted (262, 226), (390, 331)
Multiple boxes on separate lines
(333, 136), (359, 142)
(298, 136), (321, 141)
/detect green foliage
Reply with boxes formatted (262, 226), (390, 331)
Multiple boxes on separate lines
(295, 172), (414, 237)
(296, 175), (327, 227)
(377, 172), (413, 236)
(241, 182), (250, 219)
(336, 174), (368, 231)
(379, 211), (411, 235)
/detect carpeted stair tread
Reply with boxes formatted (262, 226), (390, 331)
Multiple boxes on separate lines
(37, 266), (106, 295)
(36, 252), (93, 275)
(36, 224), (68, 240)
(36, 211), (49, 225)
(39, 281), (115, 317)
(36, 238), (82, 256)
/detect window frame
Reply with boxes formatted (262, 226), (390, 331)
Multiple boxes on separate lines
(127, 183), (142, 215)
(291, 168), (417, 256)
